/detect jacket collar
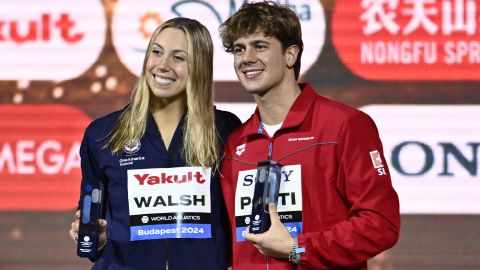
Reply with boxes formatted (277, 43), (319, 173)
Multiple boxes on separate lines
(240, 83), (316, 139)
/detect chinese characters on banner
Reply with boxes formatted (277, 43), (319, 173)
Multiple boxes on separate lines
(333, 0), (480, 80)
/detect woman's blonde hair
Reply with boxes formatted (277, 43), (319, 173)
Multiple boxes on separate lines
(106, 17), (218, 168)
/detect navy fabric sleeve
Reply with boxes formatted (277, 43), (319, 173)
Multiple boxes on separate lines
(77, 124), (107, 211)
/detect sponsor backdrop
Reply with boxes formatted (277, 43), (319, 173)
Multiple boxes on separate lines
(0, 0), (478, 269)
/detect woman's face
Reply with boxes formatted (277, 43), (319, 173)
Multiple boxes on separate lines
(146, 27), (189, 103)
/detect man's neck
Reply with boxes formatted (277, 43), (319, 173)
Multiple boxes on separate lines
(254, 83), (301, 125)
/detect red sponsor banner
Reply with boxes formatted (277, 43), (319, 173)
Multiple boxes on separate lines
(0, 105), (91, 211)
(0, 0), (106, 81)
(333, 0), (480, 80)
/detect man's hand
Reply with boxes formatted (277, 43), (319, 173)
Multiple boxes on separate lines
(244, 203), (294, 258)
(69, 210), (108, 249)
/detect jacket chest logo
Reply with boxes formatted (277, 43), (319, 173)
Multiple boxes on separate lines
(235, 143), (246, 156)
(124, 139), (141, 155)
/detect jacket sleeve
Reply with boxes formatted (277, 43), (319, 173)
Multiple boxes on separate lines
(77, 126), (107, 210)
(297, 111), (400, 268)
(219, 143), (236, 268)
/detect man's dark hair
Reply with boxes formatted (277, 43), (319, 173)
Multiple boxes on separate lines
(219, 1), (304, 80)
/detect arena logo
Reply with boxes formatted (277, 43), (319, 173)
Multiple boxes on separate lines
(112, 0), (325, 81)
(361, 105), (480, 214)
(0, 0), (106, 81)
(333, 0), (480, 80)
(0, 105), (91, 211)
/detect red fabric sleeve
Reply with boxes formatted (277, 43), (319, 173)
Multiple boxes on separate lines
(298, 111), (400, 269)
(220, 144), (236, 268)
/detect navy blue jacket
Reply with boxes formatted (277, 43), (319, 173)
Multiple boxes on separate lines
(78, 107), (241, 270)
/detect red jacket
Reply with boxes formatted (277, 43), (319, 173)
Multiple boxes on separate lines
(220, 84), (400, 269)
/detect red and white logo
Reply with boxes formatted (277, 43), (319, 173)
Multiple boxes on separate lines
(0, 0), (106, 80)
(370, 150), (387, 175)
(133, 171), (206, 185)
(333, 0), (480, 80)
(235, 143), (246, 156)
(370, 150), (383, 168)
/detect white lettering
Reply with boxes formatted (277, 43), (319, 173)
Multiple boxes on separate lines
(402, 0), (439, 35)
(444, 41), (480, 64)
(360, 0), (400, 35)
(361, 41), (437, 64)
(16, 140), (35, 174)
(0, 140), (81, 174)
(37, 140), (63, 175)
(442, 0), (476, 35)
(63, 142), (81, 173)
(0, 143), (15, 173)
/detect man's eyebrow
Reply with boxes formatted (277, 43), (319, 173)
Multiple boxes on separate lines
(233, 39), (269, 46)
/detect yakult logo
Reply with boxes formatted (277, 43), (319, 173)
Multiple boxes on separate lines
(0, 0), (106, 80)
(112, 0), (325, 81)
(133, 171), (206, 185)
(0, 13), (83, 44)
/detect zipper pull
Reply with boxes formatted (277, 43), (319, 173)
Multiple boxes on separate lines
(268, 142), (273, 160)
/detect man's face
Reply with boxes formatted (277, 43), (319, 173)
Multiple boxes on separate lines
(232, 32), (289, 96)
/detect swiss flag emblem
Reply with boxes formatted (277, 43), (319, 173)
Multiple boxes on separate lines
(369, 150), (384, 169)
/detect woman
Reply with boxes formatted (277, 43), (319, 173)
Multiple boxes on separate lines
(69, 17), (240, 269)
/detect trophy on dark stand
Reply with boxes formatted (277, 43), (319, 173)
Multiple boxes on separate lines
(249, 160), (282, 234)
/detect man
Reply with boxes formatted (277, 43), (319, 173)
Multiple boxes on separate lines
(219, 1), (400, 269)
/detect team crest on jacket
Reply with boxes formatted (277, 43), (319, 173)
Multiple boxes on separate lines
(370, 150), (387, 176)
(124, 140), (141, 155)
(235, 143), (246, 156)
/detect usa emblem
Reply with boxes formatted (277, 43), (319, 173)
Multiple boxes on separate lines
(124, 140), (141, 155)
